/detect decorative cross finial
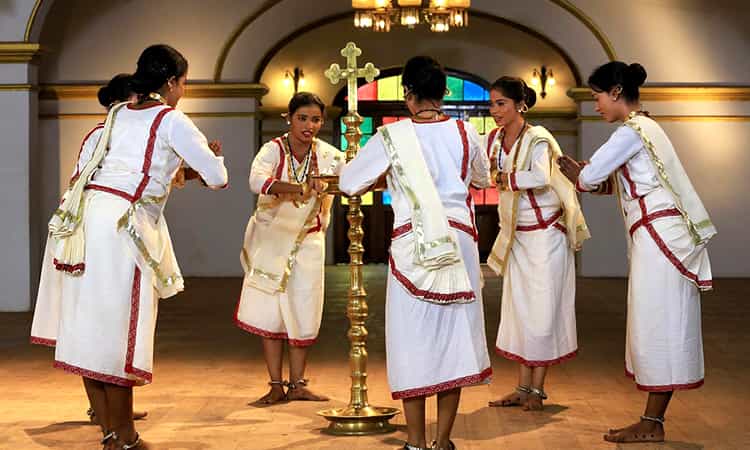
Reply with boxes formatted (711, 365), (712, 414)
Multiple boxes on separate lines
(324, 42), (380, 112)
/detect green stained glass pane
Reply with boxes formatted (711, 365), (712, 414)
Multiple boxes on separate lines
(341, 116), (373, 134)
(361, 116), (373, 134)
(468, 116), (485, 134)
(445, 76), (463, 101)
(340, 135), (347, 150)
(377, 75), (399, 101)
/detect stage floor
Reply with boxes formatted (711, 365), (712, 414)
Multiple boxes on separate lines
(1, 267), (748, 449)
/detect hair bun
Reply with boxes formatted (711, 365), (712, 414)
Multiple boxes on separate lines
(97, 86), (112, 107)
(523, 85), (537, 109)
(626, 63), (647, 87)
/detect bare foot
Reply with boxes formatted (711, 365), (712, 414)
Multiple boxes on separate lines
(604, 420), (664, 443)
(251, 385), (287, 405)
(523, 393), (544, 411)
(488, 390), (528, 407)
(286, 385), (329, 402)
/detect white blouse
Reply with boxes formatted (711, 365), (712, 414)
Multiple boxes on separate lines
(87, 104), (228, 202)
(488, 128), (562, 227)
(578, 125), (661, 202)
(339, 118), (491, 230)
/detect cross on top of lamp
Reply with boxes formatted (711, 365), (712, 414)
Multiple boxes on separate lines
(353, 0), (469, 33)
(531, 66), (555, 99)
(284, 67), (305, 93)
(324, 42), (379, 113)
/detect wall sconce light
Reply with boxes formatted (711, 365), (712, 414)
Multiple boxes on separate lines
(530, 66), (555, 99)
(284, 67), (305, 93)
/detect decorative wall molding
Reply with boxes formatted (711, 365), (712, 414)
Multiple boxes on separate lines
(38, 82), (269, 100)
(0, 43), (41, 63)
(568, 86), (750, 102)
(25, 0), (44, 42)
(39, 111), (260, 120)
(0, 84), (35, 91)
(579, 115), (750, 122)
(549, 0), (617, 60)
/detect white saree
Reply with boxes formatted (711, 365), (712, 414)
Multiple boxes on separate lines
(578, 112), (712, 391)
(340, 117), (492, 400)
(31, 104), (227, 386)
(487, 125), (588, 366)
(235, 136), (342, 346)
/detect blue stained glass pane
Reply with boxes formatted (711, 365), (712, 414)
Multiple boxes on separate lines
(382, 190), (392, 205)
(463, 80), (485, 101)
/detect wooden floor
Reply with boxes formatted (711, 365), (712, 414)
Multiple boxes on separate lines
(1, 267), (748, 450)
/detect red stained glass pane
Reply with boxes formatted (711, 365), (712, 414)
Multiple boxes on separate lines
(484, 187), (499, 205)
(470, 187), (485, 205)
(357, 82), (378, 101)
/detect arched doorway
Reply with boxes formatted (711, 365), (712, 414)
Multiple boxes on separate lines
(330, 68), (500, 263)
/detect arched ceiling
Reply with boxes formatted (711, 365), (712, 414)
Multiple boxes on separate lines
(27, 0), (614, 86)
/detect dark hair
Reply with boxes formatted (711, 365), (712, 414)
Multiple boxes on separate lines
(97, 73), (133, 107)
(130, 44), (188, 97)
(588, 61), (647, 102)
(288, 92), (325, 116)
(490, 76), (537, 111)
(401, 56), (446, 102)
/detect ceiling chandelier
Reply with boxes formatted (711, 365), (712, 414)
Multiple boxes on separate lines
(353, 0), (470, 33)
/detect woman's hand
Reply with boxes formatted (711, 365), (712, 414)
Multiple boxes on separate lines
(496, 172), (510, 191)
(171, 167), (187, 189)
(557, 155), (582, 184)
(208, 140), (222, 156)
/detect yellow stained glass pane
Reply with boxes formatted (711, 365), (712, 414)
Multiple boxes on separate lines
(341, 192), (372, 206)
(468, 116), (485, 134)
(341, 191), (374, 206)
(377, 75), (400, 101)
(484, 116), (497, 134)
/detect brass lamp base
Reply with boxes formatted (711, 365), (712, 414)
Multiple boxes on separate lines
(318, 406), (400, 436)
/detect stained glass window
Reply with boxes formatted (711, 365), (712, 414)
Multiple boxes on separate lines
(340, 116), (373, 150)
(341, 192), (374, 206)
(382, 190), (392, 205)
(357, 74), (490, 103)
(346, 74), (498, 206)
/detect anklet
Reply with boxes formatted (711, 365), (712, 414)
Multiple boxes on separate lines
(287, 378), (309, 390)
(403, 443), (431, 450)
(640, 415), (665, 425)
(515, 385), (531, 394)
(101, 431), (115, 444)
(122, 432), (142, 450)
(529, 387), (548, 400)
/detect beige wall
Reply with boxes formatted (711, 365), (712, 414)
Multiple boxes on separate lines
(571, 0), (750, 83)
